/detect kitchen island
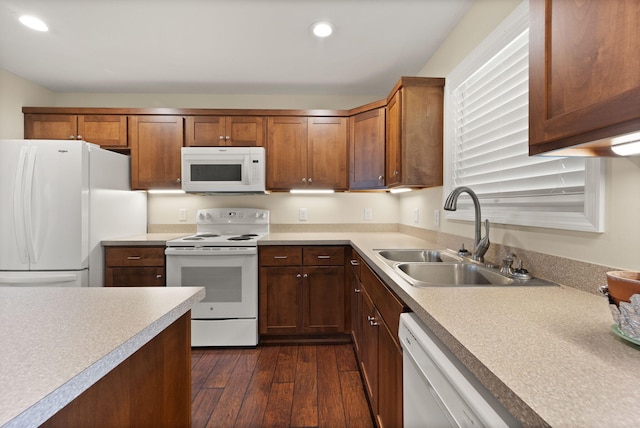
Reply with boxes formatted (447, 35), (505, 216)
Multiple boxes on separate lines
(261, 232), (640, 427)
(0, 286), (204, 428)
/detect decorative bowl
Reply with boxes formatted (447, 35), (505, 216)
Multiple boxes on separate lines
(606, 271), (640, 306)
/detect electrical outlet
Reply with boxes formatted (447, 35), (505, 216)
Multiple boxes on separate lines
(364, 208), (373, 221)
(178, 208), (187, 222)
(434, 209), (440, 227)
(299, 208), (308, 221)
(413, 208), (420, 224)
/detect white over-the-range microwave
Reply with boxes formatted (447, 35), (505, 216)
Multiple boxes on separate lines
(181, 146), (266, 193)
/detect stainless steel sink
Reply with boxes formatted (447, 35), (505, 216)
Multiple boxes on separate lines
(376, 249), (462, 264)
(395, 262), (515, 287)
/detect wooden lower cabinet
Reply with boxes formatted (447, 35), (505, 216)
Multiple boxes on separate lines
(259, 246), (346, 337)
(104, 246), (165, 287)
(42, 312), (191, 428)
(354, 260), (407, 428)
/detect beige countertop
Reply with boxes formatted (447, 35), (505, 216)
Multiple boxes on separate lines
(101, 233), (190, 246)
(0, 286), (205, 428)
(105, 231), (640, 427)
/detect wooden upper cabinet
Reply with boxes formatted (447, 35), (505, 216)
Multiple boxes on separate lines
(385, 77), (444, 189)
(307, 117), (348, 190)
(350, 107), (386, 190)
(185, 116), (265, 147)
(24, 114), (128, 148)
(266, 116), (347, 191)
(529, 0), (640, 155)
(266, 116), (308, 190)
(129, 115), (183, 190)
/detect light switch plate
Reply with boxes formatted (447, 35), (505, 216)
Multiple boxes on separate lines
(413, 208), (420, 224)
(299, 208), (308, 221)
(364, 208), (372, 221)
(434, 209), (440, 227)
(178, 208), (187, 222)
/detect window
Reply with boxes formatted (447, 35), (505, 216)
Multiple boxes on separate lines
(444, 0), (604, 232)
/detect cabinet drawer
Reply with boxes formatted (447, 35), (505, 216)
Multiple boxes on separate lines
(105, 267), (165, 287)
(105, 247), (165, 267)
(361, 263), (406, 340)
(259, 246), (302, 266)
(303, 246), (345, 266)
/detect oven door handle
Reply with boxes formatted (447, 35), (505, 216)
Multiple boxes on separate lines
(165, 247), (257, 256)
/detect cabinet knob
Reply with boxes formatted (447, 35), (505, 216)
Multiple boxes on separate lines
(156, 274), (163, 279)
(77, 135), (83, 140)
(225, 136), (230, 140)
(378, 175), (384, 181)
(303, 273), (308, 278)
(69, 135), (75, 139)
(354, 288), (361, 293)
(219, 135), (225, 140)
(367, 315), (375, 321)
(394, 170), (399, 176)
(176, 178), (181, 183)
(308, 178), (312, 183)
(302, 178), (306, 183)
(296, 273), (302, 278)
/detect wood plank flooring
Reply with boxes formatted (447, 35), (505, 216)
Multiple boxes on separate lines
(191, 344), (374, 428)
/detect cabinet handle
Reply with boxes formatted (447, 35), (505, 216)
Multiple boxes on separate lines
(367, 315), (375, 321)
(394, 170), (399, 176)
(225, 136), (230, 140)
(303, 273), (308, 278)
(77, 135), (83, 140)
(378, 175), (384, 181)
(126, 256), (141, 260)
(219, 135), (225, 140)
(302, 178), (306, 183)
(69, 135), (75, 139)
(296, 273), (302, 278)
(156, 274), (163, 279)
(317, 255), (331, 259)
(308, 178), (313, 183)
(273, 256), (288, 259)
(370, 319), (379, 326)
(350, 260), (359, 266)
(176, 178), (181, 183)
(354, 288), (361, 293)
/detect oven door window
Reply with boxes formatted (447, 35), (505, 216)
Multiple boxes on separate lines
(183, 266), (242, 302)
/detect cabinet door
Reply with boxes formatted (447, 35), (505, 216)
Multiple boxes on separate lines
(529, 0), (640, 155)
(377, 320), (403, 428)
(105, 267), (165, 287)
(302, 266), (345, 334)
(350, 108), (385, 189)
(307, 117), (348, 190)
(226, 116), (265, 147)
(360, 288), (379, 413)
(385, 91), (402, 187)
(259, 266), (301, 335)
(266, 117), (307, 189)
(129, 115), (183, 189)
(77, 115), (127, 147)
(184, 116), (225, 146)
(24, 114), (77, 140)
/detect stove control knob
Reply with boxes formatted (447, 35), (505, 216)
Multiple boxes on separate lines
(198, 213), (205, 221)
(205, 213), (213, 221)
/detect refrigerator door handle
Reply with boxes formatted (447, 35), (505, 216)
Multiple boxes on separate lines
(0, 273), (78, 285)
(13, 146), (29, 264)
(24, 146), (38, 263)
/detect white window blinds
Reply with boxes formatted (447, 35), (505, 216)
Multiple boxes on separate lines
(444, 0), (604, 232)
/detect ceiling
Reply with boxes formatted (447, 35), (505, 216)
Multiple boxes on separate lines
(0, 0), (472, 97)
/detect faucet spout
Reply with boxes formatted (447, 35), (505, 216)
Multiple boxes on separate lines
(443, 186), (489, 262)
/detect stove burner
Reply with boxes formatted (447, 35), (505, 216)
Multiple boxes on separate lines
(196, 233), (220, 238)
(227, 236), (253, 241)
(240, 234), (258, 237)
(183, 236), (204, 241)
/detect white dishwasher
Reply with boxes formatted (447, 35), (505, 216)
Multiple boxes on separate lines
(399, 313), (520, 428)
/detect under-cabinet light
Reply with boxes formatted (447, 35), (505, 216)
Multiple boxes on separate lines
(389, 188), (412, 194)
(290, 189), (335, 194)
(611, 132), (640, 156)
(19, 15), (48, 32)
(147, 189), (186, 194)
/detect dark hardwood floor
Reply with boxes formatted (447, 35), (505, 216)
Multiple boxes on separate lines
(191, 344), (374, 428)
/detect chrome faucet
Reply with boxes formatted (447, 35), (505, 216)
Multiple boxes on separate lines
(443, 186), (490, 262)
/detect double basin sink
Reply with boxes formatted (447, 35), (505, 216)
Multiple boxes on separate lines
(376, 249), (553, 287)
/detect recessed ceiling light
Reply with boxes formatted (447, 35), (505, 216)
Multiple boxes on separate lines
(311, 21), (333, 38)
(19, 15), (48, 32)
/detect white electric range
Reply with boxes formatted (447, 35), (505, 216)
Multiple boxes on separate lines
(165, 208), (269, 346)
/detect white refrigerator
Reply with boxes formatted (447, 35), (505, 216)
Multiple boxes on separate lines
(0, 140), (147, 287)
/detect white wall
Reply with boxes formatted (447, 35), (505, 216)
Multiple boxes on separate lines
(0, 68), (54, 138)
(400, 0), (640, 271)
(149, 192), (398, 225)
